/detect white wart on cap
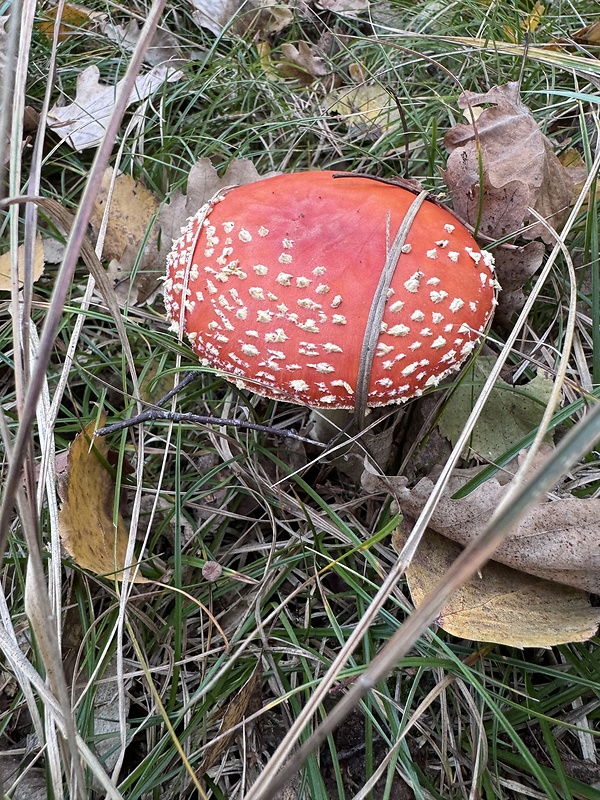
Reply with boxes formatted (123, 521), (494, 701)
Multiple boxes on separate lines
(165, 171), (498, 408)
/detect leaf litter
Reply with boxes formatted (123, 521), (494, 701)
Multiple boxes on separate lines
(438, 356), (554, 462)
(443, 82), (575, 244)
(47, 63), (183, 151)
(57, 417), (147, 581)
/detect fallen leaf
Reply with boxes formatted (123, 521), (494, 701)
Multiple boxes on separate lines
(198, 662), (262, 775)
(189, 0), (292, 38)
(522, 1), (545, 34)
(277, 42), (330, 83)
(438, 356), (554, 462)
(38, 2), (101, 42)
(443, 82), (575, 243)
(47, 63), (183, 151)
(571, 19), (600, 46)
(326, 84), (399, 133)
(90, 168), (161, 263)
(385, 467), (600, 593)
(492, 240), (545, 328)
(393, 526), (600, 647)
(58, 417), (147, 581)
(0, 234), (45, 291)
(98, 18), (186, 66)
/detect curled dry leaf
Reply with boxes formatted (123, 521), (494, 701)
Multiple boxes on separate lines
(392, 526), (600, 647)
(277, 41), (330, 83)
(58, 417), (147, 581)
(438, 356), (554, 462)
(443, 82), (574, 243)
(47, 63), (183, 151)
(373, 466), (600, 593)
(0, 235), (45, 291)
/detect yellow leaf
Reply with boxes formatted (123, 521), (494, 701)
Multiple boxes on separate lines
(522, 1), (544, 34)
(326, 85), (399, 131)
(38, 2), (100, 43)
(0, 234), (45, 292)
(58, 417), (147, 581)
(393, 527), (600, 647)
(89, 168), (161, 263)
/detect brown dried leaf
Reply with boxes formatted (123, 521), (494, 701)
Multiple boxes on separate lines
(190, 0), (293, 38)
(198, 662), (263, 775)
(572, 19), (600, 46)
(493, 240), (545, 327)
(393, 526), (600, 647)
(443, 82), (575, 243)
(277, 41), (329, 83)
(47, 64), (183, 151)
(89, 168), (162, 306)
(392, 468), (600, 593)
(90, 168), (161, 262)
(58, 418), (147, 581)
(38, 2), (101, 42)
(0, 235), (45, 291)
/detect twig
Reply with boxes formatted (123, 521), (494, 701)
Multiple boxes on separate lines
(95, 409), (325, 447)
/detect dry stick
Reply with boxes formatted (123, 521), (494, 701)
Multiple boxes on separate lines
(353, 190), (429, 429)
(96, 409), (325, 447)
(0, 0), (168, 567)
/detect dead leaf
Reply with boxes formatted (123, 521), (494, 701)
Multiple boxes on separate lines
(443, 82), (575, 243)
(198, 662), (262, 775)
(0, 235), (45, 291)
(522, 1), (545, 34)
(326, 85), (399, 133)
(58, 417), (147, 581)
(277, 42), (329, 83)
(492, 240), (545, 328)
(438, 356), (554, 462)
(572, 19), (600, 46)
(98, 18), (186, 66)
(88, 168), (162, 306)
(390, 468), (600, 593)
(38, 2), (101, 42)
(393, 527), (600, 647)
(90, 168), (161, 262)
(189, 0), (292, 38)
(47, 63), (183, 151)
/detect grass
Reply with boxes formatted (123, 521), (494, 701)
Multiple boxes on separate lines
(1, 0), (600, 798)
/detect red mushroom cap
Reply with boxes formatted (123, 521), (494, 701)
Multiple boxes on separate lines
(165, 171), (498, 408)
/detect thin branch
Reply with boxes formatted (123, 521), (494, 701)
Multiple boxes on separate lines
(96, 409), (325, 447)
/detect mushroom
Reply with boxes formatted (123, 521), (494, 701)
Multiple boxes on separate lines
(164, 171), (498, 418)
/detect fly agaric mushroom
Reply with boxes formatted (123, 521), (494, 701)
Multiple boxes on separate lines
(164, 171), (498, 411)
